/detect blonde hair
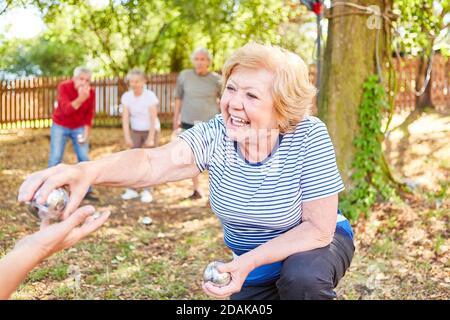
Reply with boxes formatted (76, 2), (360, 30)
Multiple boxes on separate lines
(222, 42), (316, 133)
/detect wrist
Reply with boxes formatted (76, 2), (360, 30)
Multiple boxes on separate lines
(14, 238), (48, 263)
(77, 161), (98, 185)
(236, 251), (258, 274)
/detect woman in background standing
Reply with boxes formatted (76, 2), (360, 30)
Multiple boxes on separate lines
(121, 69), (160, 203)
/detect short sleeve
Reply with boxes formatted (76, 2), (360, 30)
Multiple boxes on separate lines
(178, 115), (223, 172)
(120, 92), (129, 107)
(174, 72), (184, 99)
(147, 90), (159, 106)
(301, 121), (345, 202)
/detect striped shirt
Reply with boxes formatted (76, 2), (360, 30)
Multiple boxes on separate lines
(179, 114), (353, 285)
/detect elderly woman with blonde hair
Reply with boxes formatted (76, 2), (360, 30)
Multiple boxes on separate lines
(18, 43), (354, 300)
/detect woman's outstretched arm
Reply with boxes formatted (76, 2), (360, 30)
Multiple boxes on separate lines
(18, 138), (199, 219)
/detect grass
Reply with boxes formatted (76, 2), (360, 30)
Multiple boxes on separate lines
(433, 235), (446, 255)
(51, 284), (76, 299)
(370, 237), (396, 257)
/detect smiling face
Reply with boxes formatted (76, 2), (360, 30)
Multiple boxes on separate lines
(220, 65), (278, 143)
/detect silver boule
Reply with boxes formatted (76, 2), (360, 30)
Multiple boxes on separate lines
(203, 261), (231, 287)
(141, 217), (152, 225)
(77, 134), (86, 144)
(26, 188), (69, 220)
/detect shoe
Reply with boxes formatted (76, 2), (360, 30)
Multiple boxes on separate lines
(121, 188), (139, 200)
(186, 190), (202, 200)
(84, 191), (99, 202)
(140, 190), (153, 203)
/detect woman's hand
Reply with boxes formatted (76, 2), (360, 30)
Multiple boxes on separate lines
(15, 206), (110, 260)
(202, 256), (255, 299)
(0, 206), (110, 299)
(18, 163), (94, 220)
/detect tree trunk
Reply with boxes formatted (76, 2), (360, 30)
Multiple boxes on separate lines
(391, 52), (434, 132)
(415, 54), (433, 108)
(318, 0), (390, 189)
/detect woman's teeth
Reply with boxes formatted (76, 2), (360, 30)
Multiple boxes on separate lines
(230, 115), (250, 127)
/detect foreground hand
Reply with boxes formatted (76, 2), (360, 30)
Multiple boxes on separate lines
(14, 206), (110, 260)
(18, 163), (93, 220)
(202, 257), (254, 299)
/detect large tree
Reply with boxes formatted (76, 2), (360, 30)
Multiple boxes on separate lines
(318, 0), (394, 189)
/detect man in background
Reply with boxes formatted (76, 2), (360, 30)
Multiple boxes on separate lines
(172, 48), (221, 200)
(48, 66), (98, 201)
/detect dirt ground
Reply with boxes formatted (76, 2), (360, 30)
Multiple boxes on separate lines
(0, 111), (448, 299)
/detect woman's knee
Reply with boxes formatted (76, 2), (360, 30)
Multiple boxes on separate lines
(277, 251), (336, 300)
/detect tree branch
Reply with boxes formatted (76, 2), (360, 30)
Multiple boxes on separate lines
(142, 16), (180, 72)
(0, 2), (9, 16)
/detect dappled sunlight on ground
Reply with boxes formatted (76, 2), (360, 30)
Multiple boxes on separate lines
(384, 112), (449, 190)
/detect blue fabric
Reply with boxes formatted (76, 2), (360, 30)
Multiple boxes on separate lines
(336, 209), (354, 240)
(48, 123), (92, 192)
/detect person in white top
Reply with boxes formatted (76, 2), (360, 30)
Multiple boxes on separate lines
(120, 69), (161, 203)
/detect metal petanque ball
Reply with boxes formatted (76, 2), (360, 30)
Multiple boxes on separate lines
(77, 134), (86, 144)
(26, 188), (69, 221)
(203, 261), (231, 287)
(141, 217), (153, 225)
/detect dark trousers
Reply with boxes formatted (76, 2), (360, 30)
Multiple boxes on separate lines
(230, 230), (355, 300)
(181, 122), (194, 130)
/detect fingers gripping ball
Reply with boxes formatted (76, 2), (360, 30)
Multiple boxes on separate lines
(203, 261), (231, 287)
(26, 188), (69, 221)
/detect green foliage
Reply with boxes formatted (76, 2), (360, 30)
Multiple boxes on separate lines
(27, 264), (68, 282)
(340, 75), (395, 221)
(0, 0), (25, 16)
(29, 37), (86, 76)
(0, 37), (39, 77)
(1, 0), (311, 77)
(0, 34), (87, 78)
(393, 0), (450, 56)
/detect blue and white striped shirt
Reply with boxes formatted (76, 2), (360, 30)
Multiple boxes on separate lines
(180, 114), (353, 285)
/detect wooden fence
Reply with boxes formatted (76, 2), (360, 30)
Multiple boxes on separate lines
(0, 73), (178, 129)
(393, 55), (449, 112)
(0, 56), (448, 130)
